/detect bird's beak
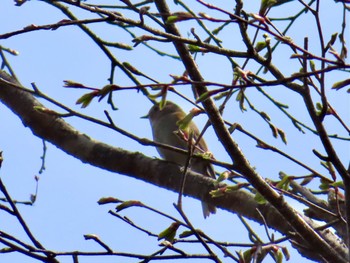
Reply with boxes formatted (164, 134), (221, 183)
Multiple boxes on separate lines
(140, 113), (149, 119)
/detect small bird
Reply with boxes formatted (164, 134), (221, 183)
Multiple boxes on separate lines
(147, 101), (216, 218)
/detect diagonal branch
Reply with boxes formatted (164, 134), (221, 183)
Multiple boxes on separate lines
(152, 0), (348, 262)
(0, 70), (347, 261)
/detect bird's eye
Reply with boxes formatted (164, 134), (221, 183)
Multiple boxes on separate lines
(150, 105), (159, 115)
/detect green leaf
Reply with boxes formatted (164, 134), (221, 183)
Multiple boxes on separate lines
(216, 171), (230, 183)
(196, 91), (210, 103)
(277, 128), (287, 144)
(275, 249), (284, 263)
(63, 80), (86, 88)
(319, 181), (330, 190)
(332, 78), (350, 91)
(159, 96), (167, 110)
(269, 123), (278, 138)
(331, 181), (344, 189)
(326, 33), (338, 51)
(260, 0), (277, 15)
(309, 60), (316, 72)
(116, 200), (143, 212)
(300, 176), (313, 186)
(76, 92), (97, 108)
(158, 222), (180, 242)
(260, 0), (294, 15)
(179, 230), (195, 238)
(176, 111), (195, 131)
(187, 44), (201, 52)
(243, 248), (253, 262)
(210, 184), (251, 197)
(260, 111), (271, 121)
(273, 0), (295, 6)
(224, 183), (250, 193)
(213, 91), (230, 101)
(255, 41), (267, 52)
(281, 246), (290, 260)
(33, 106), (59, 115)
(98, 84), (115, 102)
(276, 173), (291, 190)
(316, 102), (323, 110)
(166, 15), (180, 24)
(166, 12), (194, 24)
(212, 26), (222, 35)
(123, 62), (142, 75)
(228, 123), (239, 134)
(97, 197), (122, 205)
(194, 151), (213, 161)
(236, 89), (246, 111)
(210, 187), (226, 198)
(254, 191), (267, 204)
(147, 91), (163, 100)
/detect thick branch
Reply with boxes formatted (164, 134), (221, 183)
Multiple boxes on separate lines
(0, 71), (347, 261)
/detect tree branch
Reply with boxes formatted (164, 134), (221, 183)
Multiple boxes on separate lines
(152, 0), (348, 262)
(0, 70), (347, 261)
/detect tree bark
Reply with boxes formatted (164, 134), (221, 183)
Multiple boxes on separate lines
(0, 71), (347, 262)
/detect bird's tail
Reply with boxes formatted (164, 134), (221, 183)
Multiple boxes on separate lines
(202, 202), (216, 219)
